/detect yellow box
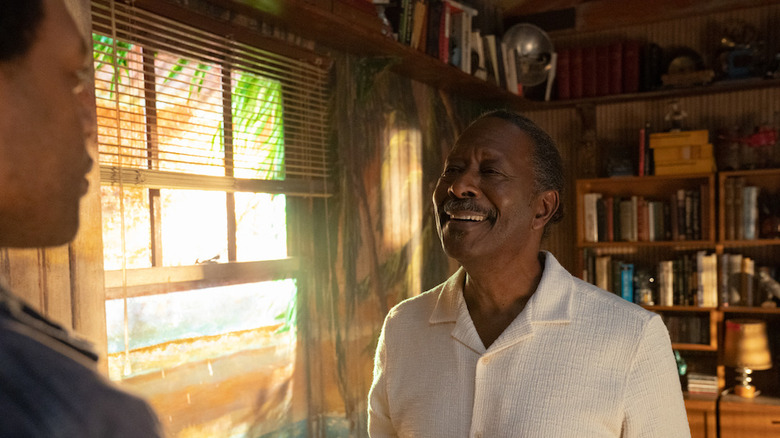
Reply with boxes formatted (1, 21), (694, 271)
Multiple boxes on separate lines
(649, 130), (709, 148)
(653, 143), (713, 163)
(654, 158), (715, 175)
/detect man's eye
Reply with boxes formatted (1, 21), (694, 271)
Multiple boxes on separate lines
(441, 166), (459, 176)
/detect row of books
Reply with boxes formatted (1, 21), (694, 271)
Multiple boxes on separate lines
(661, 314), (710, 346)
(582, 189), (704, 243)
(583, 255), (639, 303)
(582, 250), (774, 308)
(656, 252), (719, 307)
(383, 0), (520, 94)
(555, 41), (644, 100)
(723, 177), (760, 240)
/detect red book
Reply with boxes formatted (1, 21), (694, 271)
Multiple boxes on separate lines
(582, 46), (597, 97)
(438, 3), (450, 64)
(556, 48), (571, 100)
(570, 47), (583, 99)
(596, 45), (610, 96)
(623, 40), (641, 93)
(609, 41), (623, 94)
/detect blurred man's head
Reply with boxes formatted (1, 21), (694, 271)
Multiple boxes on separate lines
(0, 0), (93, 247)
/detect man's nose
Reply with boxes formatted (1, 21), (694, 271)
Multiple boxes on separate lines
(448, 171), (479, 198)
(78, 86), (97, 140)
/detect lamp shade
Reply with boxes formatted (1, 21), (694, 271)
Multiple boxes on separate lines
(723, 319), (772, 370)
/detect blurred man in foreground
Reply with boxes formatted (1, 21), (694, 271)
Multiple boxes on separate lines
(0, 0), (162, 435)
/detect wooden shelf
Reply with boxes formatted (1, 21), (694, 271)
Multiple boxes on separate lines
(538, 77), (780, 109)
(644, 305), (717, 312)
(673, 343), (718, 352)
(721, 239), (780, 248)
(205, 1), (780, 111)
(722, 307), (780, 315)
(577, 240), (715, 249)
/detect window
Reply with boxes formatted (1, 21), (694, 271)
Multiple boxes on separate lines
(91, 1), (329, 436)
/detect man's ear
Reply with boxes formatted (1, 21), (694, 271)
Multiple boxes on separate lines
(532, 190), (560, 230)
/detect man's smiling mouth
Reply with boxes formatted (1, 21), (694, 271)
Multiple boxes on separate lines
(447, 211), (487, 222)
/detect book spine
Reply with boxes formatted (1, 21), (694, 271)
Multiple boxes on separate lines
(623, 40), (641, 93)
(596, 44), (610, 96)
(609, 41), (623, 95)
(596, 196), (607, 242)
(638, 125), (646, 176)
(734, 177), (745, 240)
(556, 48), (570, 100)
(725, 177), (735, 240)
(718, 253), (729, 307)
(676, 189), (686, 240)
(605, 196), (614, 242)
(596, 255), (611, 291)
(728, 254), (743, 305)
(620, 263), (634, 303)
(582, 46), (597, 97)
(696, 251), (705, 307)
(584, 193), (601, 243)
(438, 3), (450, 64)
(425, 0), (443, 58)
(637, 196), (649, 241)
(743, 186), (759, 240)
(570, 47), (583, 99)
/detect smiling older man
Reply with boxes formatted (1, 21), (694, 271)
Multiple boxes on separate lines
(368, 110), (690, 437)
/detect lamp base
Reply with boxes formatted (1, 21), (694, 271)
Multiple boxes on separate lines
(734, 384), (758, 398)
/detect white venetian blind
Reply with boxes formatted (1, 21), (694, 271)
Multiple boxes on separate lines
(91, 0), (332, 196)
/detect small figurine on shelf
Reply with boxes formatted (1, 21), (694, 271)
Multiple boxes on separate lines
(664, 100), (688, 132)
(758, 267), (780, 307)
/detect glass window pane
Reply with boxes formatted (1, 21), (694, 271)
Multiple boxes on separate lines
(232, 70), (284, 180)
(235, 192), (287, 262)
(93, 36), (148, 169)
(101, 185), (152, 270)
(155, 54), (224, 176)
(161, 189), (227, 266)
(105, 280), (297, 436)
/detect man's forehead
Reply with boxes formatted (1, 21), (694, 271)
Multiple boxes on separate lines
(42, 0), (89, 62)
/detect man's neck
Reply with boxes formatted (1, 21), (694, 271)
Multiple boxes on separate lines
(462, 251), (545, 348)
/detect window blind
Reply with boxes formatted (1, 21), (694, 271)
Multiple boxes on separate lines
(91, 0), (332, 197)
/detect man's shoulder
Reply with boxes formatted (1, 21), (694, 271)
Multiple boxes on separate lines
(0, 314), (162, 437)
(387, 283), (444, 320)
(569, 275), (658, 328)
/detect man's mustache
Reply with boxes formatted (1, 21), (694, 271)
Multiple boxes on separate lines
(441, 199), (494, 219)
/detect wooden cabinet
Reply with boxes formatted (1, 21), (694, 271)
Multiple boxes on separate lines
(719, 394), (780, 438)
(685, 395), (718, 438)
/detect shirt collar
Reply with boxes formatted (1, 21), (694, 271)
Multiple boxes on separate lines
(428, 251), (574, 352)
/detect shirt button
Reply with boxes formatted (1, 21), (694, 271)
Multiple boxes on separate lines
(480, 356), (491, 365)
(475, 433), (483, 438)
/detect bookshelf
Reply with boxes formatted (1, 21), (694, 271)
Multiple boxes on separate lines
(576, 168), (780, 399)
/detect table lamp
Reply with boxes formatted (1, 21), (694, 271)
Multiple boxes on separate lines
(723, 319), (772, 398)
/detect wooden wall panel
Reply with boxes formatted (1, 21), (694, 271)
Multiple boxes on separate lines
(522, 107), (580, 274)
